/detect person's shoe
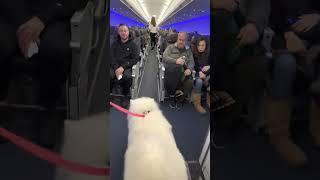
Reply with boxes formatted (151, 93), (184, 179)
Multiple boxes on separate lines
(192, 92), (206, 114)
(168, 95), (177, 109)
(267, 99), (308, 167)
(212, 91), (235, 111)
(175, 90), (185, 103)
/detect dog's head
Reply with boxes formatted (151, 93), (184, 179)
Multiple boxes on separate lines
(129, 97), (159, 115)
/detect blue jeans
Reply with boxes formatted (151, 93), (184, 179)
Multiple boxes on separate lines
(270, 54), (296, 100)
(194, 76), (210, 93)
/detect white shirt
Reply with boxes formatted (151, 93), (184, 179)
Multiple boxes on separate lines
(148, 23), (159, 33)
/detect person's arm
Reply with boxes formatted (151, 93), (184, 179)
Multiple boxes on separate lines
(148, 23), (152, 32)
(194, 56), (200, 73)
(187, 50), (195, 71)
(35, 0), (89, 25)
(163, 45), (177, 64)
(246, 0), (270, 35)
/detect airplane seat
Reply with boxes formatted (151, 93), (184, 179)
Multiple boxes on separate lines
(3, 0), (108, 120)
(69, 0), (108, 119)
(110, 26), (118, 46)
(167, 32), (178, 44)
(129, 29), (141, 53)
(111, 29), (143, 100)
(158, 32), (177, 57)
(130, 61), (141, 99)
(206, 36), (210, 53)
(190, 35), (198, 50)
(245, 27), (275, 132)
(135, 29), (141, 37)
(134, 35), (142, 54)
(134, 29), (143, 52)
(129, 29), (136, 39)
(140, 29), (147, 50)
(159, 33), (168, 55)
(110, 60), (141, 100)
(188, 32), (195, 42)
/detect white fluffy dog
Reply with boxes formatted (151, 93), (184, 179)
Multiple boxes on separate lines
(124, 97), (188, 180)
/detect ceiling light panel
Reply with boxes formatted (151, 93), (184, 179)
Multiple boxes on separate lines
(120, 0), (193, 25)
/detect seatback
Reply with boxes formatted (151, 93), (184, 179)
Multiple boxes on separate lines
(69, 0), (107, 120)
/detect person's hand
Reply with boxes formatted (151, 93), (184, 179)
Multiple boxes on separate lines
(176, 57), (185, 65)
(184, 69), (191, 76)
(201, 65), (210, 72)
(199, 71), (206, 79)
(285, 31), (306, 54)
(16, 16), (45, 58)
(115, 66), (124, 79)
(237, 23), (259, 46)
(292, 14), (320, 33)
(213, 0), (240, 12)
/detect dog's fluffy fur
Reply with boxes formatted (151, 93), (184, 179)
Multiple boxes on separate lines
(124, 97), (188, 180)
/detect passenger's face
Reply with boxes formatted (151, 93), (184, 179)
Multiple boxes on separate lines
(197, 40), (206, 53)
(177, 33), (187, 49)
(118, 26), (129, 41)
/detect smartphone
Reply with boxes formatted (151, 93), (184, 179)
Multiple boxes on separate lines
(287, 16), (299, 25)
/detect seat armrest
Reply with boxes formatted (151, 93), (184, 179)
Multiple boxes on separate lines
(262, 27), (274, 58)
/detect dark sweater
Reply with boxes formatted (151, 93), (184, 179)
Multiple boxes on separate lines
(194, 51), (210, 75)
(111, 35), (140, 70)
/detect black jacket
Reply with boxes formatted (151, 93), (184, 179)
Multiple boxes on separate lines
(111, 34), (140, 70)
(1, 0), (88, 27)
(194, 51), (210, 75)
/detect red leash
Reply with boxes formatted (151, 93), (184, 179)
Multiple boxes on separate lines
(0, 102), (142, 177)
(109, 102), (145, 118)
(0, 127), (109, 176)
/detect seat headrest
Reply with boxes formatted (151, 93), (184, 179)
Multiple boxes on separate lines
(166, 33), (178, 43)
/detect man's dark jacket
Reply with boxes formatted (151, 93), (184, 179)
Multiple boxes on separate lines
(111, 34), (140, 70)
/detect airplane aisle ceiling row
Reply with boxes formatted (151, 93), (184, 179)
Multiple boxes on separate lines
(160, 0), (210, 27)
(119, 0), (194, 25)
(110, 0), (209, 27)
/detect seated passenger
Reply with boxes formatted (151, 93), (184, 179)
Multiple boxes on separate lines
(213, 0), (269, 145)
(0, 0), (88, 147)
(267, 0), (320, 167)
(110, 24), (140, 104)
(163, 31), (194, 104)
(192, 37), (210, 114)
